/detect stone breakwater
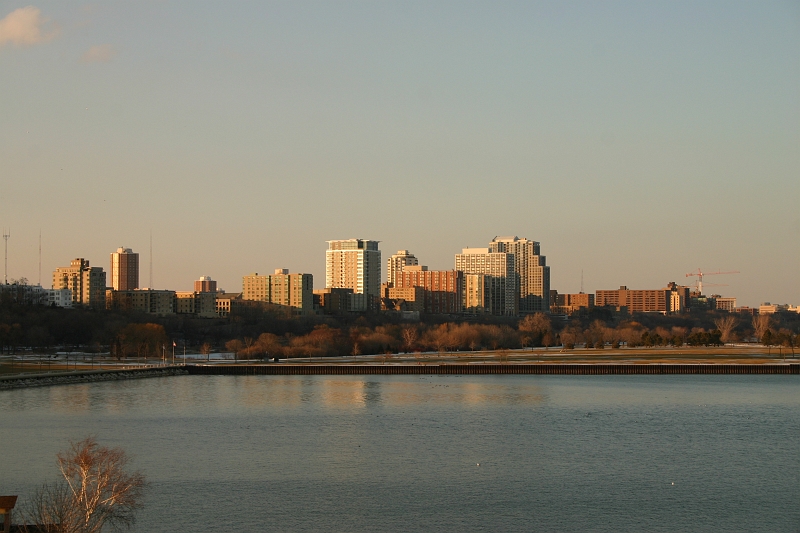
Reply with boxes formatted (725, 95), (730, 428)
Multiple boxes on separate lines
(0, 367), (188, 391)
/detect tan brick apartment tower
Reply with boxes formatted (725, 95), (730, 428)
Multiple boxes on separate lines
(326, 239), (381, 301)
(53, 258), (106, 308)
(242, 269), (314, 314)
(110, 247), (139, 291)
(194, 276), (217, 293)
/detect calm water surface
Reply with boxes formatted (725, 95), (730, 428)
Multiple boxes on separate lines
(1, 375), (799, 532)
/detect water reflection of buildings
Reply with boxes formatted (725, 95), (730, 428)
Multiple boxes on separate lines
(320, 379), (372, 408)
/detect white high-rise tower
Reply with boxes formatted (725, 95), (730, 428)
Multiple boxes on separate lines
(326, 239), (381, 298)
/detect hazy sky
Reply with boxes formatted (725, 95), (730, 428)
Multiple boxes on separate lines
(1, 1), (798, 306)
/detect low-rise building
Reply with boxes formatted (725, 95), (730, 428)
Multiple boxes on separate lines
(759, 302), (788, 315)
(107, 289), (176, 315)
(215, 292), (243, 318)
(382, 285), (425, 313)
(0, 283), (49, 306)
(550, 291), (594, 315)
(47, 288), (73, 308)
(313, 287), (352, 314)
(176, 291), (217, 318)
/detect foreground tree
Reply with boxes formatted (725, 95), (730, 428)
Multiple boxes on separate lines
(21, 437), (146, 533)
(752, 315), (772, 343)
(714, 315), (738, 344)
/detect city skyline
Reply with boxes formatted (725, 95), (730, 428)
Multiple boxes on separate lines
(0, 234), (790, 311)
(1, 2), (797, 307)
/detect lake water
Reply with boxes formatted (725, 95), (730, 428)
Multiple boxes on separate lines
(1, 374), (799, 532)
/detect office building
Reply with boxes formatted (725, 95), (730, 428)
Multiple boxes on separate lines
(455, 248), (517, 316)
(326, 239), (381, 301)
(194, 276), (217, 293)
(110, 248), (139, 291)
(488, 236), (550, 314)
(53, 258), (106, 308)
(759, 302), (788, 315)
(714, 296), (737, 312)
(387, 250), (419, 286)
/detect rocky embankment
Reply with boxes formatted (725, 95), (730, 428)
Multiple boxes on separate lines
(0, 367), (188, 391)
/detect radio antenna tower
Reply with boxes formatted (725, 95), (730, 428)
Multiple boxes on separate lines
(3, 229), (9, 285)
(38, 229), (42, 286)
(149, 231), (153, 289)
(580, 269), (584, 294)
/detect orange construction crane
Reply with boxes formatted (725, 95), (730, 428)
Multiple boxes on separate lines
(685, 269), (739, 295)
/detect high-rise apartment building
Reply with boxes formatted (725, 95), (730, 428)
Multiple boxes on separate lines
(455, 248), (517, 316)
(488, 236), (550, 314)
(53, 258), (106, 308)
(110, 247), (139, 291)
(194, 276), (217, 293)
(387, 250), (419, 286)
(242, 269), (313, 313)
(463, 273), (489, 314)
(326, 239), (381, 299)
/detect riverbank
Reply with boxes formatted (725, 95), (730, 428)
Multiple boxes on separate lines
(0, 366), (188, 391)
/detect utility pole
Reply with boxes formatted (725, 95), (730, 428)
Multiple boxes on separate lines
(3, 229), (9, 284)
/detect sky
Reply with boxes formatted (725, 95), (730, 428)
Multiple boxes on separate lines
(0, 1), (798, 307)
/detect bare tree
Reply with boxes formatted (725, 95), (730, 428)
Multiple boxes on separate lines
(714, 315), (739, 344)
(401, 327), (418, 353)
(21, 437), (146, 533)
(752, 315), (771, 342)
(200, 342), (212, 362)
(225, 339), (244, 362)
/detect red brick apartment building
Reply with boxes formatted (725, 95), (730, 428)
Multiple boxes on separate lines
(394, 267), (464, 314)
(595, 286), (669, 314)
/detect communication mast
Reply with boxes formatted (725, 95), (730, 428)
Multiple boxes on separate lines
(2, 229), (9, 284)
(685, 268), (739, 295)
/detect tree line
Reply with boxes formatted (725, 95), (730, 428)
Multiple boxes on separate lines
(1, 297), (798, 359)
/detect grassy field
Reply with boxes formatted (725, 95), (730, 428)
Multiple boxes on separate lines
(0, 345), (796, 376)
